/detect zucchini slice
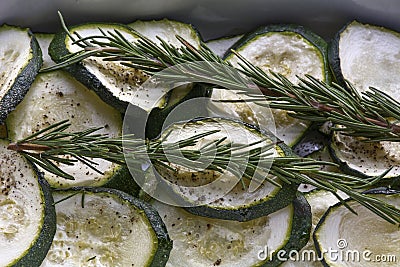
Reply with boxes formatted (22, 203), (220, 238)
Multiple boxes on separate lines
(149, 117), (298, 221)
(0, 24), (42, 124)
(152, 193), (311, 267)
(329, 21), (400, 182)
(41, 187), (172, 267)
(49, 20), (209, 139)
(7, 34), (139, 195)
(0, 139), (55, 267)
(208, 24), (330, 147)
(281, 189), (347, 267)
(329, 20), (400, 98)
(314, 189), (400, 267)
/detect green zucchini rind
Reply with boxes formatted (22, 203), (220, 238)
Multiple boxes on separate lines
(150, 117), (298, 221)
(0, 139), (56, 267)
(209, 24), (331, 147)
(313, 188), (400, 267)
(7, 33), (139, 196)
(153, 192), (311, 267)
(41, 187), (172, 267)
(0, 24), (42, 124)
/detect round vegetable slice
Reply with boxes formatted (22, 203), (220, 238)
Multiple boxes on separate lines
(328, 21), (400, 183)
(329, 20), (400, 98)
(208, 24), (331, 147)
(314, 189), (400, 267)
(153, 193), (311, 267)
(6, 34), (139, 195)
(0, 24), (42, 124)
(41, 187), (172, 267)
(0, 139), (55, 267)
(149, 117), (298, 221)
(49, 20), (209, 139)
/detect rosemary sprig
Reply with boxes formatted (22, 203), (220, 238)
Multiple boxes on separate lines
(7, 120), (400, 224)
(42, 13), (400, 142)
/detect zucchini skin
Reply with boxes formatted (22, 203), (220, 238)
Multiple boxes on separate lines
(184, 171), (299, 222)
(12, 169), (56, 267)
(327, 21), (348, 86)
(54, 186), (173, 267)
(225, 23), (332, 84)
(264, 193), (312, 267)
(0, 27), (42, 124)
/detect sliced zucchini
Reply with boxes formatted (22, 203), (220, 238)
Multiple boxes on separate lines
(205, 34), (243, 58)
(40, 187), (172, 267)
(328, 21), (400, 183)
(208, 24), (330, 146)
(49, 20), (209, 139)
(329, 20), (400, 98)
(314, 189), (400, 267)
(153, 192), (311, 267)
(148, 117), (298, 221)
(7, 34), (139, 195)
(0, 139), (55, 267)
(281, 189), (347, 267)
(0, 24), (42, 124)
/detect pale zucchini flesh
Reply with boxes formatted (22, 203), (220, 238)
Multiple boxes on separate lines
(331, 132), (400, 178)
(128, 19), (201, 49)
(0, 139), (54, 267)
(314, 192), (400, 267)
(41, 188), (171, 267)
(7, 34), (124, 189)
(153, 193), (311, 267)
(337, 21), (400, 100)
